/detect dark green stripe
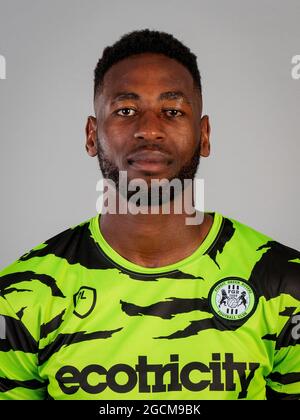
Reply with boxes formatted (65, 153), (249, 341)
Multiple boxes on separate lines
(0, 377), (45, 392)
(268, 371), (300, 385)
(40, 309), (65, 339)
(266, 385), (300, 400)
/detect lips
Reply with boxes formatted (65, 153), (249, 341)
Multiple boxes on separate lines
(127, 150), (172, 164)
(126, 149), (173, 173)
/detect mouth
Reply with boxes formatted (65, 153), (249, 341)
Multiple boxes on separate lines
(127, 150), (173, 173)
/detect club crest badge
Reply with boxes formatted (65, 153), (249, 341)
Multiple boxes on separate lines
(209, 277), (257, 321)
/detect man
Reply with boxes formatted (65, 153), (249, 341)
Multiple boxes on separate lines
(0, 29), (299, 400)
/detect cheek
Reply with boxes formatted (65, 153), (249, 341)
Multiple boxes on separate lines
(99, 121), (127, 156)
(172, 127), (197, 159)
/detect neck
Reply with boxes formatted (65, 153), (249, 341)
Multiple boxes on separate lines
(99, 186), (213, 268)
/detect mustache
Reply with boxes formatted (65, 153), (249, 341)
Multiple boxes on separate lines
(96, 138), (171, 155)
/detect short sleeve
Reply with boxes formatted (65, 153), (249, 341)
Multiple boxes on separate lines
(266, 303), (300, 399)
(0, 295), (47, 400)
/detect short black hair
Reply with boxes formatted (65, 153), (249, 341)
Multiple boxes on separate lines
(94, 29), (201, 99)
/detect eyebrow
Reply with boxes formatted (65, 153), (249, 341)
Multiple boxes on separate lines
(159, 91), (191, 104)
(111, 91), (192, 105)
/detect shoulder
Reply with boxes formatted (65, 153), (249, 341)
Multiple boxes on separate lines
(0, 215), (100, 311)
(0, 215), (97, 279)
(0, 216), (98, 337)
(221, 213), (300, 301)
(19, 217), (94, 263)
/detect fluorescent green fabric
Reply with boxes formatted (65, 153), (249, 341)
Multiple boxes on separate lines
(0, 212), (299, 399)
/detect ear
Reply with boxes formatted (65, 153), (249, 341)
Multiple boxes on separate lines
(85, 116), (98, 157)
(200, 115), (211, 157)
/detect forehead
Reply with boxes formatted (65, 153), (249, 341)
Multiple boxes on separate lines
(101, 53), (195, 96)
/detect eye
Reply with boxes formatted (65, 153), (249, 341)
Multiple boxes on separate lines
(115, 108), (136, 117)
(164, 109), (184, 118)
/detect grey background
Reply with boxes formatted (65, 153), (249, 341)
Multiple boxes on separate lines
(0, 0), (299, 268)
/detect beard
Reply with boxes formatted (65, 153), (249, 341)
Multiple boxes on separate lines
(96, 138), (201, 206)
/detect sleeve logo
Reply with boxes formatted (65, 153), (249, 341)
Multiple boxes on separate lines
(209, 277), (257, 321)
(73, 286), (97, 319)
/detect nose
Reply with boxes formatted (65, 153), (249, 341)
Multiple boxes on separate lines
(133, 110), (165, 141)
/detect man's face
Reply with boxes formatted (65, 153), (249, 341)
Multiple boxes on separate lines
(87, 53), (210, 200)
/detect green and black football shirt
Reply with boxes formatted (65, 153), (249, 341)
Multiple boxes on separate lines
(0, 212), (299, 400)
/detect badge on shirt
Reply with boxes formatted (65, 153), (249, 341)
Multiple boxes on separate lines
(209, 277), (257, 321)
(73, 286), (97, 319)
